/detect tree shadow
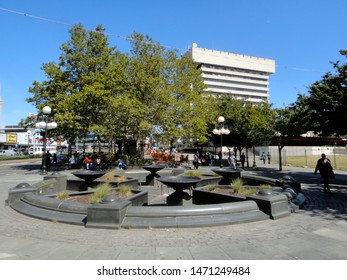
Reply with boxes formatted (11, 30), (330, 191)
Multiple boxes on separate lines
(13, 163), (66, 173)
(252, 167), (347, 221)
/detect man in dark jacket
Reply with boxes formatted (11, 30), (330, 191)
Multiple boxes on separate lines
(314, 153), (333, 194)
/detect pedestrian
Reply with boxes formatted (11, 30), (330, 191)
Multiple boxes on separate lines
(240, 152), (246, 169)
(227, 153), (237, 169)
(52, 153), (57, 167)
(267, 152), (271, 164)
(193, 152), (200, 169)
(42, 150), (52, 170)
(261, 152), (266, 164)
(314, 153), (334, 194)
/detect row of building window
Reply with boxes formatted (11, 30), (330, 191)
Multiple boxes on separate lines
(202, 64), (268, 76)
(207, 84), (269, 95)
(203, 77), (269, 89)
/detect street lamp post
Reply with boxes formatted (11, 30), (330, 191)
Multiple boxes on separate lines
(275, 132), (283, 171)
(252, 145), (257, 167)
(213, 116), (230, 168)
(27, 130), (31, 158)
(35, 106), (57, 175)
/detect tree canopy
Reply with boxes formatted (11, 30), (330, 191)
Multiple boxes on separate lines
(25, 24), (212, 156)
(279, 50), (347, 138)
(211, 96), (275, 154)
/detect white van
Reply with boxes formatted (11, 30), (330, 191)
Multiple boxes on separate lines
(0, 150), (17, 156)
(29, 146), (57, 155)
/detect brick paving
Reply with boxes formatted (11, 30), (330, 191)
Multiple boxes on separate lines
(0, 159), (346, 259)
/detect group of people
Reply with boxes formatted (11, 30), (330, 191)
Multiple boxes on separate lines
(191, 151), (247, 170)
(226, 152), (246, 169)
(192, 152), (214, 169)
(260, 151), (272, 164)
(82, 153), (127, 170)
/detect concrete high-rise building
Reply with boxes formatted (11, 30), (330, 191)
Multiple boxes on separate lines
(187, 44), (276, 103)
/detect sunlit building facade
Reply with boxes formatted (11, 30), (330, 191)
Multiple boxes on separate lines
(188, 44), (276, 103)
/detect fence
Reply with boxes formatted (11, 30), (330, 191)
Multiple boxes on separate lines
(251, 146), (347, 171)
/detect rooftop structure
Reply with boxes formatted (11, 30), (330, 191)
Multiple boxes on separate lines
(188, 44), (276, 103)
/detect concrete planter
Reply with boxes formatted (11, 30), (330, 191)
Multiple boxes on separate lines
(194, 174), (222, 188)
(193, 185), (248, 205)
(246, 192), (290, 220)
(10, 188), (148, 226)
(67, 176), (139, 191)
(7, 174), (68, 205)
(193, 185), (290, 219)
(86, 199), (132, 229)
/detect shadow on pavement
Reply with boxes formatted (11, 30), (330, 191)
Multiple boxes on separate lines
(251, 166), (347, 221)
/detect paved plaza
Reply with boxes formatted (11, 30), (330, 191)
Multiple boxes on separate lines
(0, 158), (347, 260)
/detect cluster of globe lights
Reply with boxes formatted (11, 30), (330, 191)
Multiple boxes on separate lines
(35, 106), (57, 130)
(212, 116), (230, 135)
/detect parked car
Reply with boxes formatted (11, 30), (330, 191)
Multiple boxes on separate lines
(0, 150), (17, 156)
(51, 154), (68, 166)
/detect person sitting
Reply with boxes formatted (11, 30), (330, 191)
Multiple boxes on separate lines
(85, 155), (93, 169)
(118, 158), (127, 169)
(68, 155), (75, 169)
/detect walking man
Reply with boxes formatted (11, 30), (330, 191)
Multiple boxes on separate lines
(267, 152), (271, 164)
(314, 153), (334, 194)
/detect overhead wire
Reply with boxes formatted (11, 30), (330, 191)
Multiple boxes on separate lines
(0, 7), (187, 51)
(0, 7), (320, 70)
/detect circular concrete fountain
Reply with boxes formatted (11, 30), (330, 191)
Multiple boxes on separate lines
(157, 176), (202, 205)
(211, 167), (241, 184)
(142, 165), (165, 175)
(71, 170), (106, 191)
(7, 169), (298, 229)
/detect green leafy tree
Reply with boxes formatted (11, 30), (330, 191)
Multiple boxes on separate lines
(305, 50), (347, 137)
(212, 96), (275, 156)
(23, 25), (218, 160)
(123, 32), (213, 157)
(276, 50), (347, 140)
(26, 24), (120, 152)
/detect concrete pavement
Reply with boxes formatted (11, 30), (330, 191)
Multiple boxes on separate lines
(0, 158), (347, 260)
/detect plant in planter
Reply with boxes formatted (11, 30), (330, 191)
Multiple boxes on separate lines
(232, 177), (244, 194)
(103, 170), (127, 182)
(184, 170), (202, 178)
(118, 185), (132, 198)
(56, 190), (69, 200)
(104, 170), (116, 180)
(207, 180), (272, 197)
(88, 182), (112, 204)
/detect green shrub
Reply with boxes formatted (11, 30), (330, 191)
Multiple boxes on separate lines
(260, 184), (272, 190)
(118, 185), (132, 197)
(105, 170), (116, 180)
(184, 170), (202, 178)
(94, 183), (112, 199)
(56, 191), (69, 200)
(244, 188), (259, 195)
(231, 177), (244, 193)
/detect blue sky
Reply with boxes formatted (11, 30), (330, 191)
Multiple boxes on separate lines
(1, 0), (346, 127)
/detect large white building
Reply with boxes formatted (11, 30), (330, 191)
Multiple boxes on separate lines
(188, 44), (276, 103)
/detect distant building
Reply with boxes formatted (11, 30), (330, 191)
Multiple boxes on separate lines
(187, 43), (276, 103)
